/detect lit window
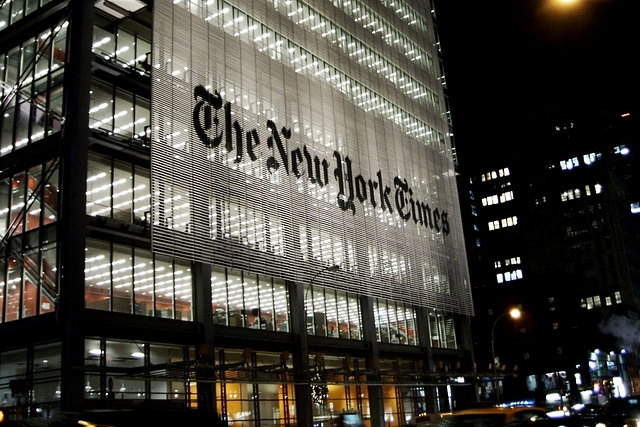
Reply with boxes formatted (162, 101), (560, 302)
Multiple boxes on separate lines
(496, 273), (503, 283)
(614, 145), (630, 156)
(595, 183), (602, 194)
(500, 191), (513, 203)
(583, 153), (596, 165)
(574, 188), (581, 198)
(586, 297), (594, 310)
(585, 185), (591, 196)
(615, 291), (622, 304)
(631, 202), (640, 214)
(593, 296), (601, 307)
(605, 296), (612, 306)
(494, 261), (502, 268)
(553, 322), (559, 330)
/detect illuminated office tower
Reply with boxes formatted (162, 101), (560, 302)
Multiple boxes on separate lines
(0, 0), (474, 424)
(461, 111), (640, 405)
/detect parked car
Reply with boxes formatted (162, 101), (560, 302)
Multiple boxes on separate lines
(435, 406), (552, 427)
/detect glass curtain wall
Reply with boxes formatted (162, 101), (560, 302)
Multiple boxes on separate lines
(92, 23), (151, 77)
(373, 299), (419, 345)
(305, 285), (361, 340)
(379, 359), (430, 427)
(0, 162), (59, 323)
(84, 339), (194, 403)
(0, 0), (54, 29)
(84, 239), (192, 320)
(427, 309), (457, 349)
(0, 343), (62, 419)
(0, 20), (66, 156)
(86, 153), (151, 225)
(88, 78), (150, 143)
(309, 355), (369, 422)
(211, 266), (289, 332)
(215, 348), (295, 426)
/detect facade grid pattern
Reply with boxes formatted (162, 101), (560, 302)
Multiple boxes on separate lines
(150, 0), (473, 315)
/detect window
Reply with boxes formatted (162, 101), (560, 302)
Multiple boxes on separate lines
(214, 197), (285, 257)
(214, 348), (296, 425)
(0, 0), (54, 29)
(614, 292), (622, 304)
(86, 154), (150, 224)
(84, 239), (192, 320)
(0, 161), (59, 238)
(211, 266), (290, 333)
(0, 163), (58, 323)
(89, 78), (150, 141)
(374, 299), (418, 345)
(0, 23), (66, 157)
(307, 284), (362, 340)
(92, 24), (151, 76)
(428, 309), (457, 349)
(488, 216), (517, 231)
(84, 339), (194, 402)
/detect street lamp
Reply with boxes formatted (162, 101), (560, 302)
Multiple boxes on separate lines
(491, 308), (521, 405)
(305, 265), (340, 303)
(305, 265), (340, 333)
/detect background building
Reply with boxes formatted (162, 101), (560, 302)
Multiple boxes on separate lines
(460, 109), (640, 407)
(0, 0), (475, 425)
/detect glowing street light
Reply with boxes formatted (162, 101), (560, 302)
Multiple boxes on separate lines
(491, 308), (521, 404)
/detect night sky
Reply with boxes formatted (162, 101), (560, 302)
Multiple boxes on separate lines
(433, 0), (640, 165)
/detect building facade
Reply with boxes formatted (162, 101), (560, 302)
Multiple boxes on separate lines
(460, 110), (640, 407)
(0, 0), (474, 425)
